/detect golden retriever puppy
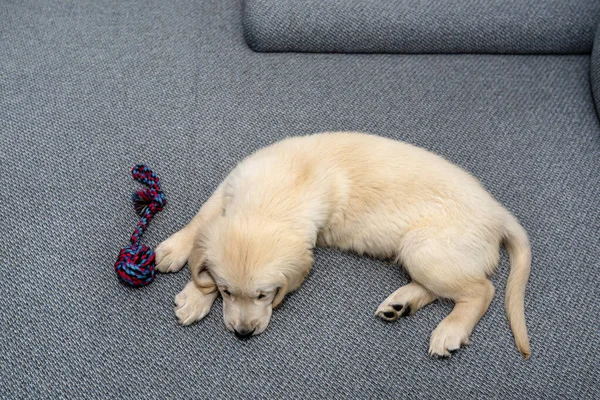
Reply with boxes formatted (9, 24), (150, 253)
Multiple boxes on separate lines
(155, 132), (531, 358)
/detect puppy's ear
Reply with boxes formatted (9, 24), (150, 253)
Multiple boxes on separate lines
(189, 245), (217, 294)
(188, 243), (205, 276)
(272, 274), (289, 309)
(195, 270), (218, 295)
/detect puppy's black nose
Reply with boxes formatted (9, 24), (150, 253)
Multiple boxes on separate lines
(234, 328), (255, 339)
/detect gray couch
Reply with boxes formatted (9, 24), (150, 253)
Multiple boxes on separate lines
(2, 0), (599, 398)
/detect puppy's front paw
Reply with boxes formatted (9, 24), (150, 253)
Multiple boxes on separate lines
(155, 230), (193, 273)
(174, 281), (218, 325)
(428, 321), (470, 358)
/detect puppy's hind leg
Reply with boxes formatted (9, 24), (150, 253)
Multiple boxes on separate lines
(428, 279), (495, 358)
(376, 282), (437, 322)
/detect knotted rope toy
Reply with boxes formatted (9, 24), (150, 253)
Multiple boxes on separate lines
(114, 164), (166, 287)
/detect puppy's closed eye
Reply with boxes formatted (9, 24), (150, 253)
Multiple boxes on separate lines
(223, 289), (231, 296)
(257, 294), (266, 300)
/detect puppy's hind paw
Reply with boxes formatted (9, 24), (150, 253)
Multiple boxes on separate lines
(428, 322), (470, 358)
(375, 282), (436, 322)
(375, 303), (412, 322)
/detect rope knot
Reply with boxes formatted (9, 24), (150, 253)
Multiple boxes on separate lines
(132, 188), (166, 215)
(114, 244), (155, 287)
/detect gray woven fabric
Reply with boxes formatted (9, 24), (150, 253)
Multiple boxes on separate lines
(243, 0), (600, 54)
(592, 22), (600, 114)
(1, 0), (599, 398)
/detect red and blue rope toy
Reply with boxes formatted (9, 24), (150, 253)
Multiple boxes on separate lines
(114, 164), (166, 287)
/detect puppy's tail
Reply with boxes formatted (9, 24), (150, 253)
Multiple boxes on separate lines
(502, 213), (532, 359)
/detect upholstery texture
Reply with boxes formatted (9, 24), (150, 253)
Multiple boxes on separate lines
(591, 21), (600, 113)
(1, 0), (599, 399)
(243, 0), (600, 54)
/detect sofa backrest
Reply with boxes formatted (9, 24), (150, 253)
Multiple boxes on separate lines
(244, 0), (600, 54)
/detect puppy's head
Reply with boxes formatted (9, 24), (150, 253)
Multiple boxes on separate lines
(201, 215), (311, 338)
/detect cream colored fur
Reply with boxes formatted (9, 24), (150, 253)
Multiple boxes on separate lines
(155, 132), (531, 358)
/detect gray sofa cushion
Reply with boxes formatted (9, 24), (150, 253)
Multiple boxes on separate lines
(244, 0), (600, 54)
